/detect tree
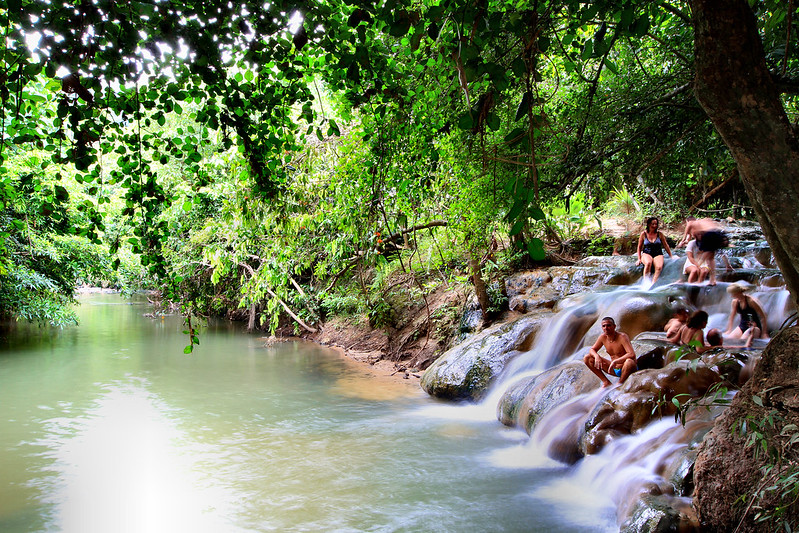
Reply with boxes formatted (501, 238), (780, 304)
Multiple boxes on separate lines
(692, 0), (799, 310)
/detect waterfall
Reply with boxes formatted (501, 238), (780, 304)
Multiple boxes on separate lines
(483, 269), (794, 524)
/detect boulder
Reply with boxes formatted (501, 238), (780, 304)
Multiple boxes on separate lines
(621, 494), (699, 533)
(496, 362), (599, 432)
(693, 326), (799, 531)
(580, 362), (722, 456)
(420, 314), (548, 401)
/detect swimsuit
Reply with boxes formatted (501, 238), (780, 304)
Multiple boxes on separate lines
(698, 229), (727, 252)
(736, 296), (762, 333)
(613, 367), (622, 377)
(642, 233), (663, 257)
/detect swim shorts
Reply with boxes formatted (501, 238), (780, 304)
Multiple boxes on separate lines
(698, 230), (728, 252)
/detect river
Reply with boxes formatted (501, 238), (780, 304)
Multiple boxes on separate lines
(0, 292), (616, 532)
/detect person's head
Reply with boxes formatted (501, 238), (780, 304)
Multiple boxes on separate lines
(706, 328), (723, 347)
(726, 283), (749, 299)
(601, 316), (617, 334)
(645, 217), (659, 231)
(687, 310), (709, 329)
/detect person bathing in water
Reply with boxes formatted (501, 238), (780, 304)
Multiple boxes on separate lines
(636, 216), (673, 284)
(584, 317), (637, 387)
(724, 283), (769, 346)
(664, 307), (690, 344)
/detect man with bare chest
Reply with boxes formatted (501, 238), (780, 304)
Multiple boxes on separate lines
(583, 317), (637, 387)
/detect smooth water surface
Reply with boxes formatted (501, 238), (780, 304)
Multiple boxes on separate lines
(0, 293), (615, 532)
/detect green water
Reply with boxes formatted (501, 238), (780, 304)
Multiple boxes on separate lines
(0, 293), (614, 532)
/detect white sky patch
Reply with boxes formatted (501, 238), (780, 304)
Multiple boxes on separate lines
(288, 10), (304, 34)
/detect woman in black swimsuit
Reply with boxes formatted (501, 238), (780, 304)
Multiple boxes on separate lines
(636, 217), (673, 284)
(724, 283), (769, 346)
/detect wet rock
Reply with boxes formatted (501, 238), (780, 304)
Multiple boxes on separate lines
(582, 292), (677, 343)
(459, 298), (483, 334)
(420, 314), (548, 401)
(621, 494), (699, 533)
(580, 362), (722, 456)
(693, 326), (799, 532)
(496, 362), (599, 432)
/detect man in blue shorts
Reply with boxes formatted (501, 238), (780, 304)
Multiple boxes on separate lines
(583, 317), (638, 387)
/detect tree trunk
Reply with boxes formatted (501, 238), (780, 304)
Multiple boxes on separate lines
(468, 253), (491, 324)
(691, 0), (799, 311)
(690, 1), (799, 529)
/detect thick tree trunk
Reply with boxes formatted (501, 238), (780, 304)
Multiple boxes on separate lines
(468, 253), (491, 324)
(690, 2), (799, 529)
(691, 0), (799, 311)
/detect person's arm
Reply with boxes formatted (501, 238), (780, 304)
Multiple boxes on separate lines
(636, 233), (645, 264)
(589, 336), (605, 366)
(691, 330), (716, 353)
(615, 333), (637, 366)
(678, 222), (693, 247)
(660, 232), (673, 258)
(751, 298), (769, 338)
(723, 300), (737, 335)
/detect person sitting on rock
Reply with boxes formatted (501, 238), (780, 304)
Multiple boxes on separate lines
(664, 307), (690, 344)
(682, 239), (709, 283)
(584, 317), (637, 387)
(677, 217), (728, 285)
(679, 310), (714, 354)
(724, 283), (768, 346)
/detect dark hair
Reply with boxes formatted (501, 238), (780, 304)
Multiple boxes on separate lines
(706, 328), (723, 347)
(645, 217), (659, 229)
(687, 310), (709, 329)
(601, 316), (615, 325)
(674, 307), (689, 316)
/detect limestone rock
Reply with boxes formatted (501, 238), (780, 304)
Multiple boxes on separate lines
(621, 495), (699, 533)
(496, 361), (599, 432)
(581, 363), (722, 456)
(420, 314), (547, 401)
(693, 326), (799, 531)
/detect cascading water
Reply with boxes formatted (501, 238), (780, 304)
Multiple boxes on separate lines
(469, 243), (796, 527)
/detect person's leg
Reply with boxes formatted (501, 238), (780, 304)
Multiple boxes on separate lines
(743, 326), (760, 347)
(583, 354), (612, 387)
(619, 358), (637, 384)
(641, 254), (653, 281)
(727, 326), (744, 340)
(651, 255), (665, 283)
(704, 252), (717, 285)
(698, 265), (709, 282)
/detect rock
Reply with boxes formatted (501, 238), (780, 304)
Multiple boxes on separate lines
(580, 362), (722, 456)
(420, 314), (548, 401)
(496, 361), (599, 432)
(621, 494), (699, 533)
(693, 326), (799, 531)
(582, 292), (677, 343)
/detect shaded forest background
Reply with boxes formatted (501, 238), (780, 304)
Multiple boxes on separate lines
(5, 0), (790, 333)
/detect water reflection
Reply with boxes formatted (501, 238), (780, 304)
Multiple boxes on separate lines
(43, 380), (242, 533)
(0, 293), (610, 532)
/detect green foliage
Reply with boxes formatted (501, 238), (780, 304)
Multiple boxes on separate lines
(585, 235), (616, 256)
(732, 392), (799, 528)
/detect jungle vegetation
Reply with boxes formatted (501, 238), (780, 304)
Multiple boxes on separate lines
(5, 0), (796, 331)
(5, 1), (799, 529)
